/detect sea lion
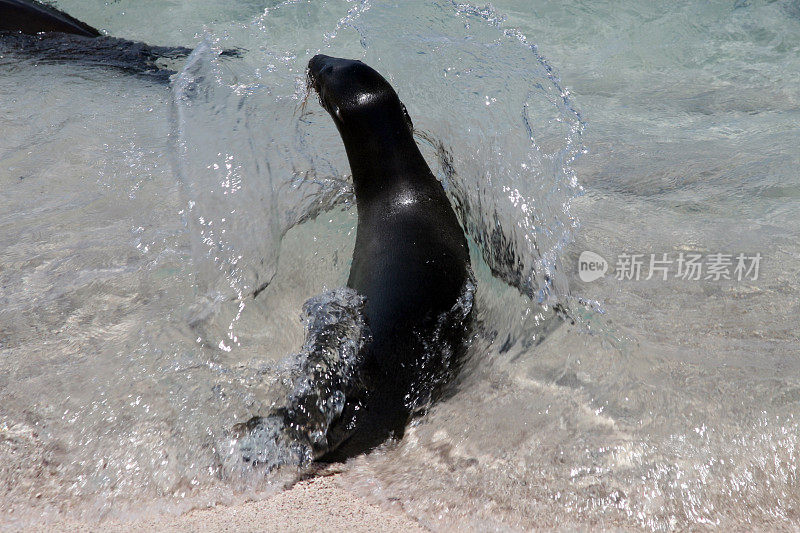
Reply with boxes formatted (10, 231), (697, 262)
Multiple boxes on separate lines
(0, 0), (218, 80)
(0, 0), (101, 36)
(308, 54), (473, 459)
(236, 56), (474, 465)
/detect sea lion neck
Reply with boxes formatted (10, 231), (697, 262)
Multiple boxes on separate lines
(338, 117), (432, 201)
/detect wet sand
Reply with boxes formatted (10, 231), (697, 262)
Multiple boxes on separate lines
(34, 474), (425, 533)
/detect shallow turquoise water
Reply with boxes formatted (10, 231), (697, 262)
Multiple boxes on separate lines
(1, 1), (799, 530)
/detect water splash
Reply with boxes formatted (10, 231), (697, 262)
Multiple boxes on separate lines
(171, 0), (585, 355)
(228, 272), (476, 471)
(228, 287), (369, 471)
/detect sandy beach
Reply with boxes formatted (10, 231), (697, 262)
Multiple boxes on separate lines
(34, 474), (425, 533)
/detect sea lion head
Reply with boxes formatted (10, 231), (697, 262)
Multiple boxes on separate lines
(308, 54), (413, 137)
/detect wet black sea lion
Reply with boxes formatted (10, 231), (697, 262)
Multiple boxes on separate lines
(0, 0), (101, 36)
(306, 54), (473, 460)
(0, 0), (227, 80)
(236, 56), (474, 465)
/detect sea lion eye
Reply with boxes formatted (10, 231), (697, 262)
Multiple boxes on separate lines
(333, 105), (342, 120)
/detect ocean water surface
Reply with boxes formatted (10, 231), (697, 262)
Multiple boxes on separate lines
(1, 0), (799, 530)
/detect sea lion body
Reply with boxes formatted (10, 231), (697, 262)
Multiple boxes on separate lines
(308, 55), (472, 459)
